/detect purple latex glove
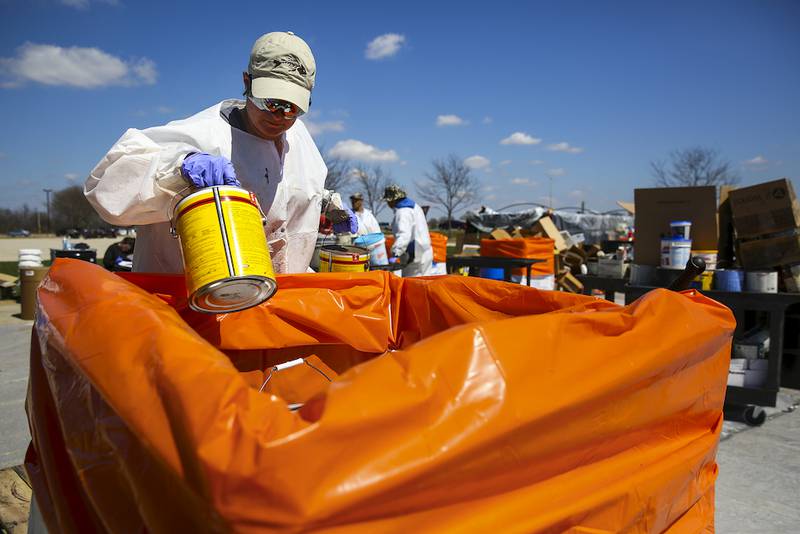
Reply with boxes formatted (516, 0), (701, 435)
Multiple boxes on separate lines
(181, 153), (240, 188)
(333, 207), (359, 234)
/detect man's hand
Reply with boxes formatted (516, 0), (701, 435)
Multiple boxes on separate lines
(181, 153), (240, 188)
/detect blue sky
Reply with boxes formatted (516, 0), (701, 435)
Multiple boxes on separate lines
(0, 0), (798, 219)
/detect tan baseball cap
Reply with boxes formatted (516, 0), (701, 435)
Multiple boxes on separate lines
(248, 32), (316, 113)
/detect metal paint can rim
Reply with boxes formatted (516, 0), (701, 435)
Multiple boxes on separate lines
(189, 275), (277, 314)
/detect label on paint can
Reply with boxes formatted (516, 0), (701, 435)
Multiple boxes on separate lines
(318, 245), (370, 272)
(174, 186), (277, 313)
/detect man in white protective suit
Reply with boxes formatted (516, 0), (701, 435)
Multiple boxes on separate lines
(350, 193), (381, 236)
(84, 31), (356, 274)
(383, 184), (433, 277)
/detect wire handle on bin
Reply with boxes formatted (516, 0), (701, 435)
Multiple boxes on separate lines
(258, 358), (333, 394)
(667, 256), (706, 292)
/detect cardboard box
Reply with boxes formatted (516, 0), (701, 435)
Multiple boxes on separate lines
(634, 186), (718, 267)
(556, 271), (583, 293)
(728, 178), (800, 239)
(532, 216), (568, 252)
(597, 258), (627, 278)
(732, 326), (770, 359)
(489, 228), (513, 240)
(717, 185), (736, 267)
(737, 231), (800, 269)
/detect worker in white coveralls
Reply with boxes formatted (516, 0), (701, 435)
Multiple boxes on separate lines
(84, 31), (357, 273)
(383, 184), (433, 277)
(349, 193), (381, 235)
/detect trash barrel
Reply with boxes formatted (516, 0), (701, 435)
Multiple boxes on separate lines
(19, 266), (49, 320)
(50, 248), (97, 263)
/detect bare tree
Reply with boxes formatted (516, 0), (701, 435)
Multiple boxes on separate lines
(416, 155), (479, 229)
(322, 151), (351, 192)
(52, 185), (108, 230)
(351, 164), (391, 218)
(651, 147), (739, 188)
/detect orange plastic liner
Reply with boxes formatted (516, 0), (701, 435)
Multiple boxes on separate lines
(384, 234), (395, 257)
(429, 232), (448, 263)
(26, 259), (732, 533)
(480, 237), (555, 276)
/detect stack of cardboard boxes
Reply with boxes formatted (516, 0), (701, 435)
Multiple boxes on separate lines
(727, 178), (800, 291)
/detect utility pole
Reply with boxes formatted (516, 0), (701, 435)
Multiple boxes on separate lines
(43, 188), (53, 234)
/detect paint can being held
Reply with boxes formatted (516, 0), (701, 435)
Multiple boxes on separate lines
(318, 245), (370, 272)
(173, 186), (277, 313)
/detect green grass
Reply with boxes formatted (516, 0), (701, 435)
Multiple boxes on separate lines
(0, 260), (51, 277)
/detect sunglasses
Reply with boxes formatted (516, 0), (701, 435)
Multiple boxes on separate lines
(248, 96), (305, 119)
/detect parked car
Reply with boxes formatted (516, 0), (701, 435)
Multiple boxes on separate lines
(7, 229), (31, 237)
(81, 228), (118, 239)
(57, 228), (82, 239)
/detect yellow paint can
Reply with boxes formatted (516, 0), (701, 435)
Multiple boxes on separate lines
(174, 186), (277, 313)
(318, 245), (370, 272)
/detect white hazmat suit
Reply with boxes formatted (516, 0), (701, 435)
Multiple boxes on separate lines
(391, 202), (433, 277)
(355, 208), (381, 235)
(85, 99), (327, 274)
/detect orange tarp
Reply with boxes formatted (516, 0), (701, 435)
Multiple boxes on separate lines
(480, 237), (555, 276)
(26, 259), (732, 533)
(429, 232), (448, 263)
(384, 233), (446, 263)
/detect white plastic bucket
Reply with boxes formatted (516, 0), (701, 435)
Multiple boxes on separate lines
(18, 254), (42, 263)
(353, 233), (389, 266)
(745, 271), (778, 293)
(18, 249), (42, 257)
(660, 237), (692, 269)
(670, 220), (692, 240)
(512, 274), (555, 290)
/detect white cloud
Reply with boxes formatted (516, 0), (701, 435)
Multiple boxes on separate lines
(61, 0), (119, 9)
(483, 185), (496, 192)
(436, 114), (467, 127)
(511, 178), (536, 186)
(569, 189), (584, 198)
(530, 159), (544, 165)
(304, 119), (345, 136)
(546, 168), (566, 177)
(744, 155), (768, 166)
(482, 116), (493, 124)
(365, 33), (406, 60)
(500, 132), (541, 145)
(328, 139), (398, 162)
(547, 142), (583, 154)
(499, 160), (512, 166)
(64, 173), (79, 181)
(0, 43), (157, 88)
(464, 155), (490, 169)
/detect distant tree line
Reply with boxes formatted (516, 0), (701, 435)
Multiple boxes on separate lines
(0, 185), (110, 234)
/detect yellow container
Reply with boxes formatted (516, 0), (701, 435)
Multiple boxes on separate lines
(691, 250), (718, 270)
(174, 186), (276, 313)
(19, 266), (49, 320)
(692, 270), (714, 291)
(318, 245), (370, 272)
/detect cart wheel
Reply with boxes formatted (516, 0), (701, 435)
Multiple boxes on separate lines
(743, 405), (766, 427)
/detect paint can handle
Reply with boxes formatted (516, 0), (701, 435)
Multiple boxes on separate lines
(168, 185), (195, 239)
